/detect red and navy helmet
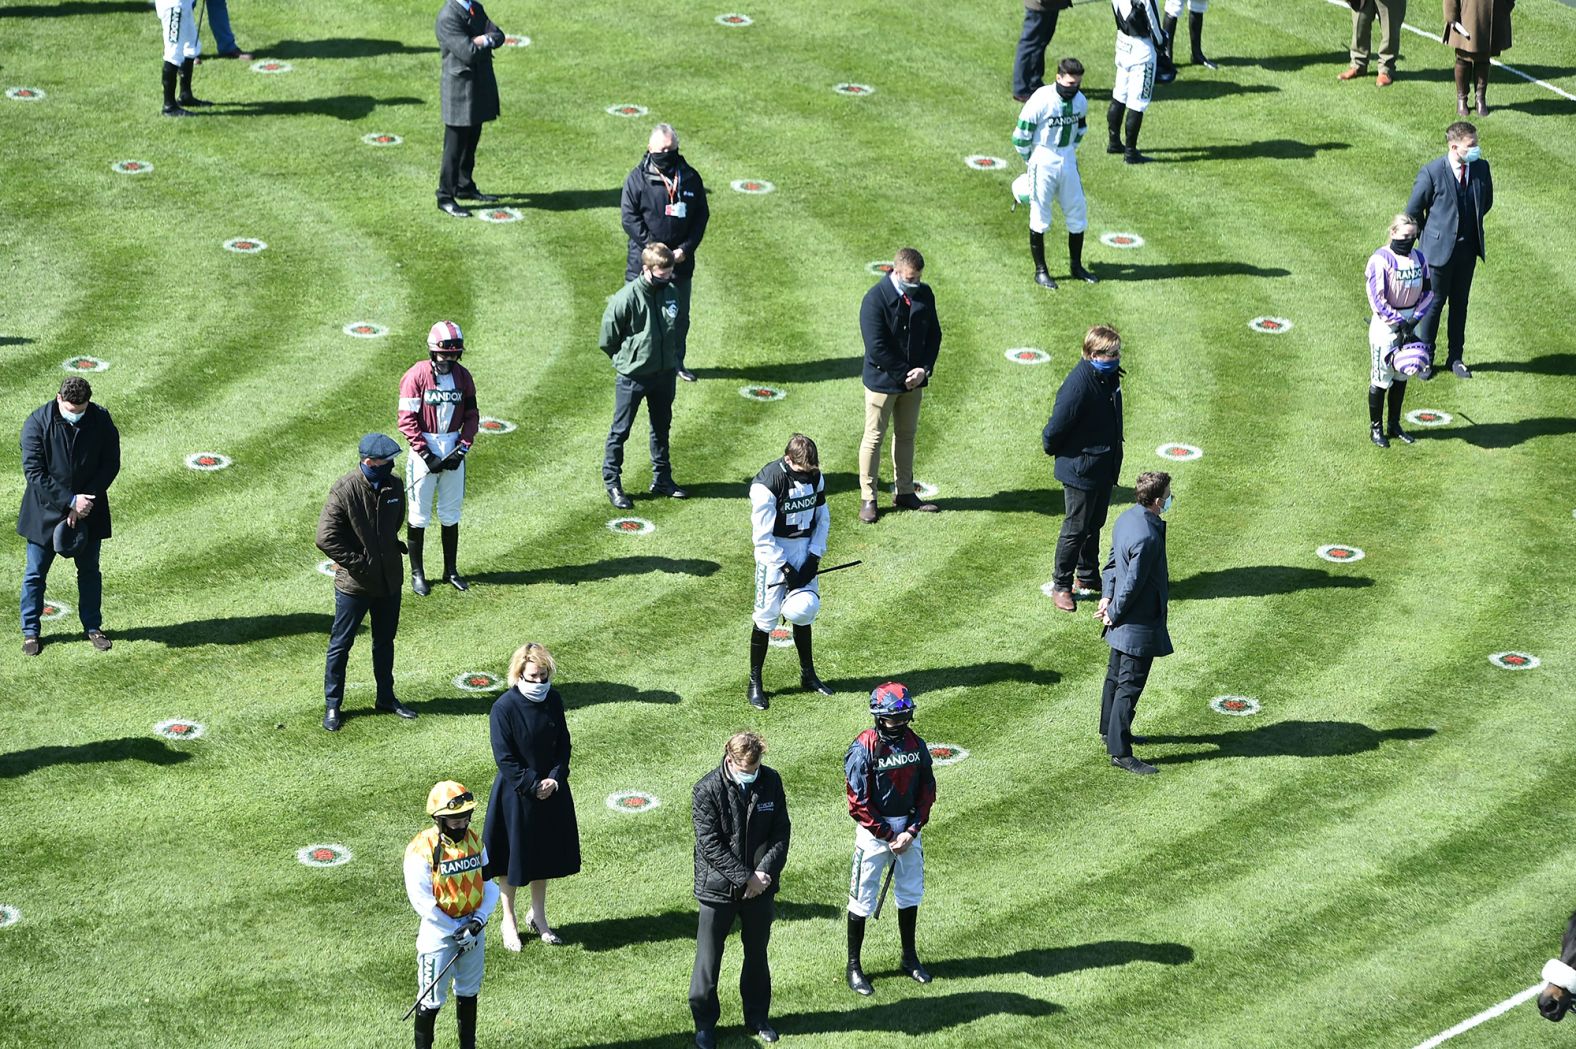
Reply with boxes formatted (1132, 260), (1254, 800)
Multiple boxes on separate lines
(869, 682), (915, 719)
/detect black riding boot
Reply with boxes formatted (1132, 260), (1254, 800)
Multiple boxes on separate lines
(794, 625), (832, 694)
(161, 61), (187, 116)
(456, 995), (477, 1049)
(1386, 380), (1413, 443)
(898, 905), (932, 983)
(1161, 14), (1178, 65)
(748, 627), (769, 710)
(1029, 230), (1056, 288)
(1123, 109), (1146, 164)
(1106, 100), (1126, 153)
(409, 526), (430, 596)
(441, 523), (468, 591)
(178, 57), (210, 106)
(846, 914), (873, 995)
(1369, 386), (1388, 447)
(1068, 231), (1098, 283)
(414, 1007), (438, 1049)
(1189, 10), (1217, 68)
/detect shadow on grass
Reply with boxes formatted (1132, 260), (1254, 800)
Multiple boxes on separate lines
(1160, 80), (1281, 102)
(1143, 140), (1350, 163)
(943, 485), (1137, 516)
(1423, 416), (1576, 449)
(928, 940), (1195, 980)
(1089, 261), (1292, 280)
(677, 472), (859, 502)
(1171, 565), (1375, 600)
(406, 681), (681, 716)
(576, 991), (1060, 1047)
(689, 357), (863, 384)
(825, 662), (1060, 694)
(0, 336), (33, 347)
(117, 612), (331, 647)
(574, 900), (839, 953)
(211, 95), (424, 120)
(1214, 51), (1333, 72)
(1469, 354), (1576, 376)
(485, 189), (622, 211)
(468, 556), (720, 587)
(256, 38), (438, 59)
(0, 1), (146, 15)
(1146, 721), (1435, 765)
(0, 737), (192, 779)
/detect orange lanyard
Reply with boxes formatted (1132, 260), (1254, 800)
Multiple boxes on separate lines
(657, 168), (680, 203)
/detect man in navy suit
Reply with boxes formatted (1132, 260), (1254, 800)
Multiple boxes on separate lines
(1405, 122), (1493, 379)
(857, 248), (943, 524)
(1097, 471), (1173, 775)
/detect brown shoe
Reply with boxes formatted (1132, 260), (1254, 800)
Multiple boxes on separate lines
(86, 630), (112, 651)
(21, 636), (40, 656)
(1375, 72), (1393, 87)
(892, 493), (939, 512)
(1336, 66), (1365, 81)
(859, 500), (878, 524)
(1051, 587), (1076, 612)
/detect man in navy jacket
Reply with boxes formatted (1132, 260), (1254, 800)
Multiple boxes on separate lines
(858, 248), (942, 524)
(1405, 121), (1493, 378)
(1097, 471), (1173, 775)
(1042, 325), (1124, 611)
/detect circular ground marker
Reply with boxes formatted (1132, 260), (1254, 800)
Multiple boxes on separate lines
(111, 160), (153, 175)
(1210, 695), (1260, 717)
(1005, 348), (1050, 365)
(607, 517), (655, 535)
(477, 417), (517, 435)
(606, 104), (648, 118)
(5, 87), (44, 102)
(928, 743), (970, 766)
(730, 179), (774, 194)
(40, 600), (70, 622)
(501, 34), (530, 46)
(361, 133), (402, 146)
(1156, 443), (1202, 462)
(453, 671), (503, 693)
(865, 260), (895, 276)
(185, 452), (232, 471)
(607, 790), (661, 813)
(834, 83), (875, 96)
(1405, 409), (1453, 428)
(476, 207), (522, 224)
(739, 385), (786, 401)
(61, 356), (109, 373)
(716, 12), (752, 25)
(1249, 316), (1293, 334)
(317, 559), (337, 577)
(964, 155), (1008, 171)
(251, 60), (292, 74)
(154, 718), (205, 740)
(1488, 651), (1540, 671)
(1100, 231), (1144, 249)
(1316, 544), (1364, 563)
(768, 625), (793, 648)
(296, 844), (352, 867)
(0, 905), (18, 928)
(223, 238), (266, 254)
(342, 321), (387, 339)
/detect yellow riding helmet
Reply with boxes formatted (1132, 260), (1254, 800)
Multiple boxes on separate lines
(426, 780), (477, 818)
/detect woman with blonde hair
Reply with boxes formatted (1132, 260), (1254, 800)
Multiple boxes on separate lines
(1364, 213), (1435, 448)
(482, 642), (581, 949)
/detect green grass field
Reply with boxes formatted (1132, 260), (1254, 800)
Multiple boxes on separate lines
(2, 0), (1575, 1046)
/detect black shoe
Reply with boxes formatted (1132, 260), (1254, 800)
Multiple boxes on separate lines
(847, 961), (874, 996)
(1158, 61), (1178, 84)
(178, 95), (214, 107)
(649, 482), (689, 499)
(1034, 269), (1058, 290)
(902, 956), (933, 984)
(411, 571), (431, 597)
(607, 486), (633, 510)
(443, 571), (470, 592)
(748, 674), (769, 711)
(438, 199), (471, 218)
(1071, 266), (1100, 284)
(1387, 425), (1415, 445)
(1111, 755), (1158, 775)
(1370, 423), (1389, 449)
(375, 698), (418, 720)
(457, 189), (500, 202)
(21, 636), (40, 657)
(1107, 136), (1124, 155)
(161, 104), (194, 117)
(677, 367), (698, 383)
(752, 1022), (780, 1043)
(801, 669), (833, 696)
(1192, 51), (1218, 70)
(323, 706), (343, 732)
(1124, 149), (1148, 165)
(86, 630), (113, 651)
(693, 1030), (717, 1049)
(1451, 360), (1472, 379)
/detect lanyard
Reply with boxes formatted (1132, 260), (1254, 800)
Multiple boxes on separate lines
(656, 168), (680, 203)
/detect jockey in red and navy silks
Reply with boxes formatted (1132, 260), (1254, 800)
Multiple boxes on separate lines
(845, 725), (936, 842)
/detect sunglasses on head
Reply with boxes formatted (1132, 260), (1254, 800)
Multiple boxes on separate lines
(439, 791), (474, 812)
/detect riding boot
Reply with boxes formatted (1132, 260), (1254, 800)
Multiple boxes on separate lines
(409, 526), (430, 596)
(1454, 58), (1470, 116)
(1161, 14), (1178, 65)
(794, 624), (832, 694)
(455, 995), (478, 1049)
(1029, 230), (1055, 288)
(846, 914), (873, 995)
(177, 57), (209, 105)
(1386, 380), (1413, 443)
(1369, 386), (1388, 447)
(1068, 231), (1097, 283)
(748, 626), (769, 709)
(898, 905), (932, 983)
(1474, 60), (1489, 115)
(1106, 99), (1126, 153)
(161, 61), (179, 111)
(440, 523), (468, 591)
(414, 1007), (438, 1049)
(1188, 11), (1216, 68)
(1123, 109), (1146, 164)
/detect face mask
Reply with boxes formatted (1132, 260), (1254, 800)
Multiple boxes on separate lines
(1160, 493), (1175, 513)
(789, 465), (820, 485)
(361, 462), (394, 484)
(1055, 81), (1078, 100)
(646, 272), (674, 288)
(431, 356), (454, 375)
(1089, 356), (1120, 373)
(59, 406), (85, 424)
(438, 818), (470, 842)
(1462, 145), (1482, 164)
(877, 718), (911, 741)
(650, 150), (679, 173)
(732, 764), (759, 786)
(519, 680), (550, 702)
(900, 278), (921, 291)
(1390, 238), (1416, 256)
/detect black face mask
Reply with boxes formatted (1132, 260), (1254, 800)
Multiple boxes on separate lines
(361, 462), (394, 485)
(431, 355), (455, 375)
(646, 272), (674, 288)
(438, 817), (471, 842)
(1055, 82), (1079, 100)
(650, 150), (679, 173)
(1390, 238), (1416, 256)
(790, 466), (820, 485)
(877, 718), (912, 742)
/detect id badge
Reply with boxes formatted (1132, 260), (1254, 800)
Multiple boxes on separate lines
(665, 201), (688, 218)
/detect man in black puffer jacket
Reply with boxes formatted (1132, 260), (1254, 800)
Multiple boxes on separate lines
(689, 732), (790, 1048)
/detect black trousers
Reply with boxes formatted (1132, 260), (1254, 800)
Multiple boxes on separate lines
(1053, 483), (1112, 589)
(324, 589), (400, 707)
(689, 896), (774, 1031)
(1013, 5), (1063, 97)
(603, 369), (676, 488)
(1100, 646), (1153, 757)
(437, 123), (484, 201)
(1413, 243), (1477, 365)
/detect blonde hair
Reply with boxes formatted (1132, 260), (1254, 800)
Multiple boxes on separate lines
(507, 642), (557, 686)
(1083, 325), (1121, 359)
(641, 243), (675, 270)
(725, 731), (766, 765)
(1388, 213), (1419, 240)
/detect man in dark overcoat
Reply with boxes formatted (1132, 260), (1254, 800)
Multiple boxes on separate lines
(435, 0), (506, 218)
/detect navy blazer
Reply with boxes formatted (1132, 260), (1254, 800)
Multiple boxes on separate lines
(1100, 503), (1172, 659)
(860, 277), (942, 394)
(1042, 358), (1123, 490)
(1405, 155), (1493, 267)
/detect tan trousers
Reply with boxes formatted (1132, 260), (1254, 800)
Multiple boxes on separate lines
(1351, 0), (1405, 75)
(859, 387), (923, 503)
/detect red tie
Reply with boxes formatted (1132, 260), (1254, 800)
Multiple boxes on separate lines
(1458, 163), (1467, 188)
(902, 294), (911, 307)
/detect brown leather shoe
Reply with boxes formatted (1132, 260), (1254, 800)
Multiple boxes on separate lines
(859, 500), (878, 524)
(1375, 72), (1393, 87)
(1337, 66), (1365, 81)
(1051, 587), (1076, 612)
(893, 493), (939, 512)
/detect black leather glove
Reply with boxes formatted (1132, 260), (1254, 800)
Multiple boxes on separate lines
(422, 452), (443, 473)
(441, 444), (471, 471)
(791, 555), (820, 590)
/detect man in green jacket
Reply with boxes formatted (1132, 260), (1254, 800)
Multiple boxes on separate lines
(600, 243), (687, 509)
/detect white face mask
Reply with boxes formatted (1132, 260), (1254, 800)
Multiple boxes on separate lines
(730, 760), (759, 786)
(59, 405), (85, 424)
(519, 680), (550, 702)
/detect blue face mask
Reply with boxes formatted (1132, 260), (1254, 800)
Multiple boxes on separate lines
(1090, 356), (1120, 374)
(1160, 493), (1175, 513)
(1462, 145), (1482, 164)
(360, 462), (394, 485)
(519, 680), (550, 702)
(733, 766), (758, 786)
